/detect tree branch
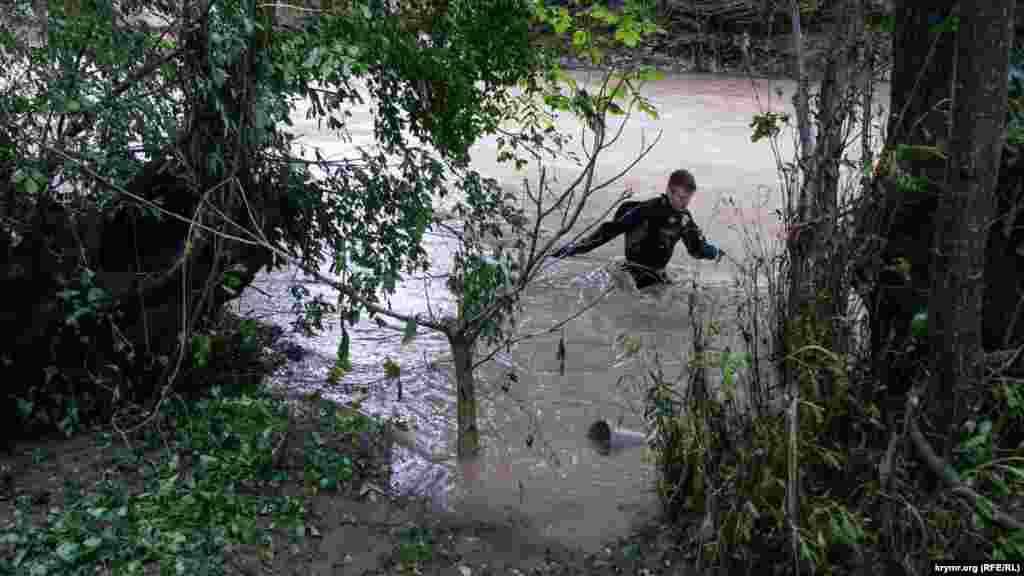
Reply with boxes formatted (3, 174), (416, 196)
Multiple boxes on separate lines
(48, 145), (454, 337)
(906, 389), (1024, 532)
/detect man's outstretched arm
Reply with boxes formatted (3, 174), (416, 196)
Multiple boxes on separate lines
(552, 202), (648, 258)
(680, 212), (722, 261)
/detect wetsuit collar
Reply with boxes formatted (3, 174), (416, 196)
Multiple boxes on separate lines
(660, 193), (687, 215)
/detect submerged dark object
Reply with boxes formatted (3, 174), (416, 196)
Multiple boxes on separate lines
(586, 420), (647, 456)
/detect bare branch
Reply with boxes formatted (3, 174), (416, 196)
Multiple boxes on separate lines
(906, 388), (1024, 532)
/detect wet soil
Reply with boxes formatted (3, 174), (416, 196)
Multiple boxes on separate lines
(0, 421), (699, 576)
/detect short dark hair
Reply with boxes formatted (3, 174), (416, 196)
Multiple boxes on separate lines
(668, 169), (696, 191)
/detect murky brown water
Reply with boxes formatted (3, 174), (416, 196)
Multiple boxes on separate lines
(237, 71), (888, 552)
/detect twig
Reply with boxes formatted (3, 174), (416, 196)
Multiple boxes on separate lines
(906, 389), (1024, 532)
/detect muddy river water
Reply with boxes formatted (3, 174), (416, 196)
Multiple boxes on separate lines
(237, 71), (887, 552)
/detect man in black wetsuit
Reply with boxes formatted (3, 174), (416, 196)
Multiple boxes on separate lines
(551, 169), (722, 289)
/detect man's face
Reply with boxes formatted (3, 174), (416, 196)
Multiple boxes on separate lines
(667, 184), (695, 211)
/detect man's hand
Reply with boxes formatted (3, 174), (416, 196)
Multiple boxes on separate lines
(703, 243), (723, 262)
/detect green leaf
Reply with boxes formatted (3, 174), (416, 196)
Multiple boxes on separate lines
(554, 15), (571, 34)
(910, 311), (928, 339)
(56, 541), (80, 563)
(401, 317), (417, 345)
(23, 177), (39, 195)
(990, 473), (1010, 496)
(894, 143), (946, 162)
(637, 67), (665, 82)
(617, 28), (641, 48)
(636, 99), (658, 120)
(56, 289), (79, 301)
(820, 449), (842, 470)
(976, 495), (996, 522)
(83, 536), (103, 548)
(87, 287), (106, 303)
(929, 15), (959, 35)
(159, 473), (178, 495)
(336, 327), (352, 372)
(979, 419), (992, 435)
(303, 47), (322, 69)
(1003, 464), (1024, 481)
(942, 464), (962, 484)
(961, 433), (989, 451)
(1004, 381), (1023, 410)
(572, 30), (588, 47)
(384, 358), (401, 379)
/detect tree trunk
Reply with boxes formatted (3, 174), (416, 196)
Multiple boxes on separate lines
(450, 330), (481, 459)
(812, 0), (861, 395)
(784, 1), (809, 572)
(808, 0), (862, 448)
(866, 0), (956, 405)
(929, 0), (1013, 460)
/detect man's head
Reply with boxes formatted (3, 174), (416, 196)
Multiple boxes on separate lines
(666, 169), (696, 211)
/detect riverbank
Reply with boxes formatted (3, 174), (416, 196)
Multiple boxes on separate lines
(0, 310), (704, 575)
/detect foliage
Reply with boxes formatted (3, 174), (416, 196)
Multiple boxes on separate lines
(719, 349), (751, 390)
(0, 384), (309, 574)
(55, 268), (116, 329)
(396, 525), (435, 568)
(0, 0), (563, 440)
(749, 112), (790, 144)
(438, 0), (665, 346)
(0, 0), (181, 205)
(0, 371), (391, 574)
(265, 0), (565, 346)
(303, 402), (358, 494)
(644, 309), (873, 572)
(1006, 46), (1024, 146)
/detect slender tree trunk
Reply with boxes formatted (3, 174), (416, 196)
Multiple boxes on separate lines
(929, 0), (1013, 461)
(813, 0), (860, 397)
(450, 330), (480, 459)
(807, 0), (862, 451)
(859, 14), (875, 183)
(785, 1), (810, 571)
